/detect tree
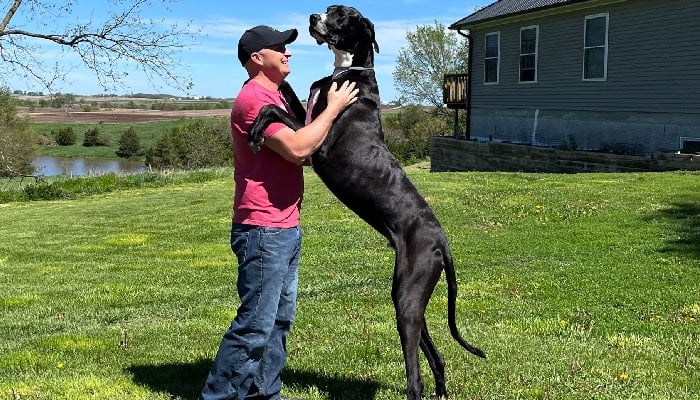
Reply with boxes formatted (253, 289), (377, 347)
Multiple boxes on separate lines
(383, 105), (448, 164)
(116, 126), (142, 158)
(393, 21), (469, 112)
(0, 0), (197, 93)
(50, 93), (75, 109)
(0, 87), (35, 178)
(83, 127), (109, 147)
(144, 131), (184, 169)
(145, 119), (231, 170)
(52, 126), (76, 146)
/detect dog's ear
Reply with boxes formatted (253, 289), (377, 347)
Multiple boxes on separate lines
(361, 17), (379, 53)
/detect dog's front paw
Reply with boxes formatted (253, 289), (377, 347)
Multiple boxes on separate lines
(248, 137), (264, 154)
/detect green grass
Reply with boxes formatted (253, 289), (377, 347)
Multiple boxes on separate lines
(1, 168), (698, 399)
(32, 118), (226, 159)
(0, 168), (234, 203)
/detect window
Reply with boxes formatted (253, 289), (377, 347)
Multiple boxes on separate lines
(583, 13), (608, 80)
(484, 32), (500, 84)
(520, 26), (538, 82)
(680, 137), (700, 154)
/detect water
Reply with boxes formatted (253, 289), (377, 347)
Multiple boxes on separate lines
(33, 156), (146, 177)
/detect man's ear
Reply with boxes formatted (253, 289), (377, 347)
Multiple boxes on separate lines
(250, 52), (264, 66)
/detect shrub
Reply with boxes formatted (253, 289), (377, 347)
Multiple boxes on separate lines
(177, 119), (232, 169)
(217, 100), (232, 109)
(0, 87), (35, 178)
(36, 135), (55, 146)
(151, 102), (180, 111)
(383, 106), (448, 164)
(82, 127), (110, 147)
(116, 126), (142, 158)
(0, 188), (27, 203)
(23, 182), (67, 201)
(144, 132), (185, 169)
(0, 169), (232, 204)
(145, 119), (232, 170)
(52, 126), (77, 146)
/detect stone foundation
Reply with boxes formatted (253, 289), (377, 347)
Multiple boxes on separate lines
(430, 137), (699, 173)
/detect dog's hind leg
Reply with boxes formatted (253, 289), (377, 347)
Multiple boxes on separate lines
(392, 238), (444, 400)
(393, 285), (425, 400)
(419, 320), (448, 399)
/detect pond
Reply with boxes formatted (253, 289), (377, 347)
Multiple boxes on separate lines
(33, 156), (147, 177)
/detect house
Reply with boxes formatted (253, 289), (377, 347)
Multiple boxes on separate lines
(449, 0), (700, 155)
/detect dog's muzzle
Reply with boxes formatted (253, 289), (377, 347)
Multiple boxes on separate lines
(309, 13), (327, 44)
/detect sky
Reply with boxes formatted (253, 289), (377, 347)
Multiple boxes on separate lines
(5, 0), (483, 102)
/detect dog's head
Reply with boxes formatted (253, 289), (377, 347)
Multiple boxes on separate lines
(309, 5), (379, 68)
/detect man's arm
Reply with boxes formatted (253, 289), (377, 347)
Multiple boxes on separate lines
(265, 81), (358, 165)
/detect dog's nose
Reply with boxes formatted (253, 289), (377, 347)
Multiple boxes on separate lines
(310, 14), (320, 24)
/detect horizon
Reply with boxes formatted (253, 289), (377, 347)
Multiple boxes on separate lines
(9, 89), (409, 105)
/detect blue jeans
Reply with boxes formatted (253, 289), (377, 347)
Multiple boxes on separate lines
(200, 223), (301, 400)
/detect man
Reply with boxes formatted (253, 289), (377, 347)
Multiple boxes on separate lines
(200, 25), (358, 400)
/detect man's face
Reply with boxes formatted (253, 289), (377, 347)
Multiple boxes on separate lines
(254, 42), (292, 79)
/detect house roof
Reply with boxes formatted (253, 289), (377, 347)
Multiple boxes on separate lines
(450, 0), (592, 29)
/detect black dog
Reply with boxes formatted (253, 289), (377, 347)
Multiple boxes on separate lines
(248, 5), (485, 399)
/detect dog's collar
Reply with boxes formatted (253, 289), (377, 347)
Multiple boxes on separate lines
(333, 66), (373, 78)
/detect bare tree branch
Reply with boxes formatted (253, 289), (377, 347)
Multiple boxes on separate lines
(0, 151), (45, 182)
(0, 0), (23, 31)
(0, 0), (198, 94)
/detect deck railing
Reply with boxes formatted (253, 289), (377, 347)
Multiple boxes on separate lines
(442, 73), (468, 110)
(443, 73), (469, 137)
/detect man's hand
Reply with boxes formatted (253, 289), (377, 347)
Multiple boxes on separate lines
(326, 81), (359, 114)
(263, 80), (358, 165)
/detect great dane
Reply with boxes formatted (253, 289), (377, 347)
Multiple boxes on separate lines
(248, 5), (485, 399)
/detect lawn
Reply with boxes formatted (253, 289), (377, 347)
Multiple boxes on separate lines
(0, 167), (698, 399)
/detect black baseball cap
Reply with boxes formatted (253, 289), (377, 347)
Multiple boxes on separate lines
(238, 25), (298, 66)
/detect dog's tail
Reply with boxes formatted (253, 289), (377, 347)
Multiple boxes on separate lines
(443, 246), (486, 358)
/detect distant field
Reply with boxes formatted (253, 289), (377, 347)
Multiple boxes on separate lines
(19, 107), (230, 124)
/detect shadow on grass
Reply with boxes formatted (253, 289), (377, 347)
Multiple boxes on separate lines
(127, 359), (210, 400)
(281, 368), (385, 399)
(126, 361), (385, 400)
(651, 199), (700, 259)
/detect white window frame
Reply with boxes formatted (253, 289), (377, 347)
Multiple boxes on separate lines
(484, 31), (500, 85)
(519, 25), (539, 83)
(583, 13), (609, 81)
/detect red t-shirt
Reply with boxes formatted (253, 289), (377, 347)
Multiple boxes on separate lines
(231, 79), (303, 228)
